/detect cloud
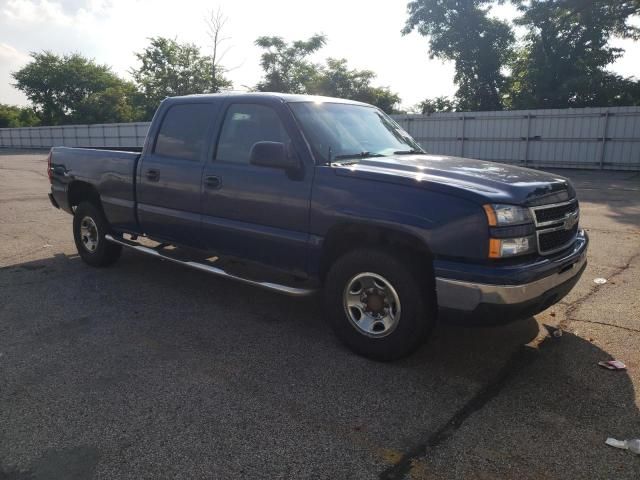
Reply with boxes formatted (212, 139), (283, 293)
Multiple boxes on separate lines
(0, 42), (30, 62)
(2, 0), (72, 25)
(0, 43), (30, 104)
(1, 0), (112, 25)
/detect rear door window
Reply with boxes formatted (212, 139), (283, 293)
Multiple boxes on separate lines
(154, 103), (211, 161)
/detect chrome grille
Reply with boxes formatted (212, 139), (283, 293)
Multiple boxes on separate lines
(530, 199), (580, 255)
(534, 201), (577, 224)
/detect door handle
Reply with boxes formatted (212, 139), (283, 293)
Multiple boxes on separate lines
(146, 169), (160, 181)
(204, 175), (222, 189)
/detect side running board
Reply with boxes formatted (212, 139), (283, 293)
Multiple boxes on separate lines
(105, 234), (317, 297)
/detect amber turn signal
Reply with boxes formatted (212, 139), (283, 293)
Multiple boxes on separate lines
(483, 204), (497, 226)
(489, 238), (502, 258)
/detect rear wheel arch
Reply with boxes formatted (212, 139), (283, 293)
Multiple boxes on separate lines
(67, 181), (103, 212)
(73, 201), (122, 267)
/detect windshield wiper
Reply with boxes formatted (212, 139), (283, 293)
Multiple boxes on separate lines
(393, 149), (423, 155)
(333, 151), (386, 161)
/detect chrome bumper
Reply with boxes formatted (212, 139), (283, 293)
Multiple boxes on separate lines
(436, 247), (587, 312)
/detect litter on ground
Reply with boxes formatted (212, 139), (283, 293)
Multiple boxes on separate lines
(605, 438), (640, 455)
(598, 360), (627, 371)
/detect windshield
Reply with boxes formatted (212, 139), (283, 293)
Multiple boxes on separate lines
(288, 102), (423, 163)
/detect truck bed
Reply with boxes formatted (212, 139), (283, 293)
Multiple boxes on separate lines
(49, 146), (141, 232)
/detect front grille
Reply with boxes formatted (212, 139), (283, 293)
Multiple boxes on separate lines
(534, 201), (577, 224)
(530, 199), (580, 255)
(538, 224), (578, 254)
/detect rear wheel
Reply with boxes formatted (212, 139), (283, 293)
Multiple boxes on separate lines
(73, 201), (122, 267)
(324, 248), (435, 361)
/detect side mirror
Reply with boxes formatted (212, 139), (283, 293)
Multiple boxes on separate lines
(249, 141), (299, 170)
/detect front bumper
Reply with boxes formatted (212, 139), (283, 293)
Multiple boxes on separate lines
(436, 230), (588, 324)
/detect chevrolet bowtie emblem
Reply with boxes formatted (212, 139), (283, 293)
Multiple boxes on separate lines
(564, 212), (578, 230)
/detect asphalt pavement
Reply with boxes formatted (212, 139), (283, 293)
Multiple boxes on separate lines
(1, 150), (638, 479)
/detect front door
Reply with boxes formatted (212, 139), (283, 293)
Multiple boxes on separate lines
(200, 101), (314, 275)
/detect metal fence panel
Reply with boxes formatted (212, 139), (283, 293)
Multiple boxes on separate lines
(394, 106), (640, 170)
(1, 107), (640, 170)
(0, 122), (151, 150)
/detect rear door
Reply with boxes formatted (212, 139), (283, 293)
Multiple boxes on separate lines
(137, 102), (216, 246)
(200, 100), (314, 275)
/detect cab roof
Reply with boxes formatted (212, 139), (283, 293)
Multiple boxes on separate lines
(163, 91), (371, 107)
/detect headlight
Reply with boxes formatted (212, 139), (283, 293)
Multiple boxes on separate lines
(489, 236), (536, 258)
(483, 204), (536, 258)
(483, 204), (532, 226)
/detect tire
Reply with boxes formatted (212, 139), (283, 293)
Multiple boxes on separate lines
(73, 201), (122, 267)
(324, 248), (435, 361)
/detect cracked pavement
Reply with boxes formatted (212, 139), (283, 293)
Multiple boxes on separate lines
(1, 152), (639, 479)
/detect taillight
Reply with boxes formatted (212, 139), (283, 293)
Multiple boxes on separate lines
(47, 151), (52, 184)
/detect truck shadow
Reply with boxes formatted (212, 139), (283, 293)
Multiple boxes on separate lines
(1, 251), (638, 478)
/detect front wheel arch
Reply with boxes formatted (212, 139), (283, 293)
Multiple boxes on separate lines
(318, 223), (435, 283)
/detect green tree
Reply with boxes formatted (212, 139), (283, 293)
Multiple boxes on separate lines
(414, 96), (457, 114)
(72, 82), (144, 124)
(309, 58), (400, 113)
(12, 52), (129, 125)
(131, 37), (229, 118)
(0, 104), (39, 128)
(403, 0), (514, 111)
(254, 37), (401, 112)
(508, 0), (640, 108)
(254, 34), (326, 93)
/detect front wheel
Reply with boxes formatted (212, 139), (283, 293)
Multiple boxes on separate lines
(324, 249), (435, 361)
(73, 201), (122, 267)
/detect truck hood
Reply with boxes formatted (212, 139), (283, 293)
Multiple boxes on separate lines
(332, 154), (574, 205)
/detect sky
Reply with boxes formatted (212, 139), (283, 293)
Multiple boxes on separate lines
(1, 0), (639, 110)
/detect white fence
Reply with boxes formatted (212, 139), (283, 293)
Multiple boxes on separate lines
(0, 122), (150, 149)
(394, 106), (640, 171)
(2, 106), (640, 170)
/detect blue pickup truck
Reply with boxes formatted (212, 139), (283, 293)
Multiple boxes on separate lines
(48, 92), (588, 360)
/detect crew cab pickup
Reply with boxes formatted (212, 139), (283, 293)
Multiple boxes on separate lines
(48, 93), (588, 360)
